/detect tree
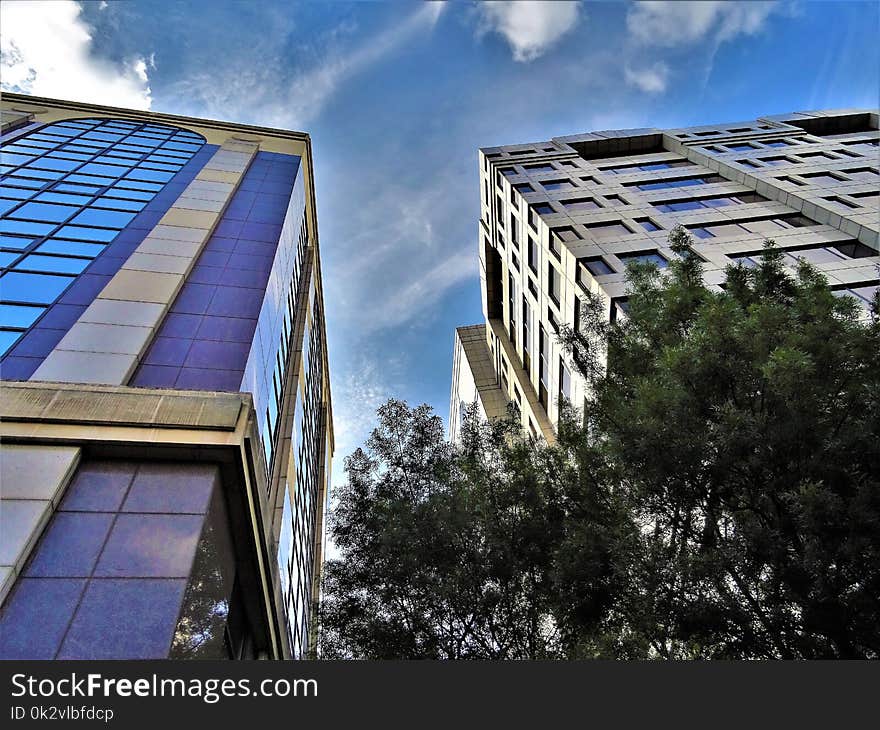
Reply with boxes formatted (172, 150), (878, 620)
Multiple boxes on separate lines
(321, 228), (880, 659)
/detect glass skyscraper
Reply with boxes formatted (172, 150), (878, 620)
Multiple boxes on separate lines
(0, 94), (333, 659)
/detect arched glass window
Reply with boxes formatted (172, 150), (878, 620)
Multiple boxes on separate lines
(0, 117), (206, 356)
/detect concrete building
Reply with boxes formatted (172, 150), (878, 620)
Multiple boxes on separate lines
(451, 109), (879, 443)
(0, 94), (333, 659)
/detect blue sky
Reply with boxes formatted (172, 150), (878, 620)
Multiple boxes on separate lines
(2, 0), (878, 468)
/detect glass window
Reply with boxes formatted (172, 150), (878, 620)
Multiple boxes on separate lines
(105, 186), (152, 200)
(32, 157), (81, 172)
(13, 203), (76, 223)
(0, 303), (44, 328)
(619, 251), (668, 268)
(637, 218), (661, 232)
(69, 208), (136, 228)
(581, 257), (614, 276)
(0, 220), (56, 236)
(0, 251), (19, 267)
(35, 192), (93, 206)
(91, 197), (145, 212)
(542, 179), (575, 191)
(0, 271), (74, 303)
(0, 235), (34, 250)
(532, 203), (554, 216)
(562, 197), (599, 211)
(0, 187), (34, 200)
(36, 239), (106, 257)
(1, 117), (206, 330)
(0, 329), (23, 356)
(54, 225), (118, 242)
(14, 254), (91, 274)
(586, 221), (632, 238)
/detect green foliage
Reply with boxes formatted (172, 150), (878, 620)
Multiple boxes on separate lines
(321, 228), (880, 659)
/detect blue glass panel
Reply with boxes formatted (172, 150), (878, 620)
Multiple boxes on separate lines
(162, 142), (199, 152)
(0, 328), (22, 355)
(0, 220), (56, 236)
(0, 251), (19, 267)
(76, 163), (127, 178)
(0, 152), (36, 166)
(141, 161), (180, 173)
(53, 182), (101, 194)
(36, 192), (93, 206)
(46, 151), (91, 161)
(703, 196), (736, 208)
(16, 168), (65, 181)
(0, 272), (74, 303)
(116, 179), (162, 192)
(92, 197), (145, 212)
(9, 201), (77, 223)
(33, 157), (81, 172)
(12, 139), (56, 149)
(70, 208), (135, 227)
(15, 254), (90, 274)
(0, 200), (18, 216)
(64, 173), (115, 185)
(0, 303), (44, 328)
(80, 132), (125, 143)
(106, 187), (151, 200)
(62, 144), (103, 154)
(0, 235), (34, 250)
(54, 225), (118, 242)
(1, 145), (42, 156)
(0, 187), (32, 200)
(0, 578), (86, 659)
(2, 177), (45, 189)
(57, 579), (186, 660)
(37, 239), (105, 257)
(126, 168), (173, 183)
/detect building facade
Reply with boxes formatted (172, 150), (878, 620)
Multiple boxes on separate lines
(451, 109), (879, 443)
(0, 94), (333, 660)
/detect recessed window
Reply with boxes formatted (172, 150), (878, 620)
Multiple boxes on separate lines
(797, 151), (837, 161)
(524, 163), (555, 174)
(531, 203), (554, 216)
(764, 140), (792, 148)
(824, 196), (859, 209)
(632, 175), (723, 191)
(725, 143), (758, 152)
(619, 251), (667, 268)
(653, 192), (765, 212)
(755, 156), (792, 167)
(586, 221), (634, 238)
(548, 263), (561, 305)
(637, 218), (662, 232)
(514, 183), (535, 194)
(801, 172), (845, 185)
(562, 197), (600, 211)
(553, 227), (580, 243)
(604, 194), (629, 205)
(579, 257), (614, 277)
(542, 179), (575, 192)
(843, 167), (879, 182)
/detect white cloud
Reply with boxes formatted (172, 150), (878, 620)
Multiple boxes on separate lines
(627, 1), (778, 47)
(624, 62), (669, 93)
(0, 0), (152, 109)
(477, 1), (582, 62)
